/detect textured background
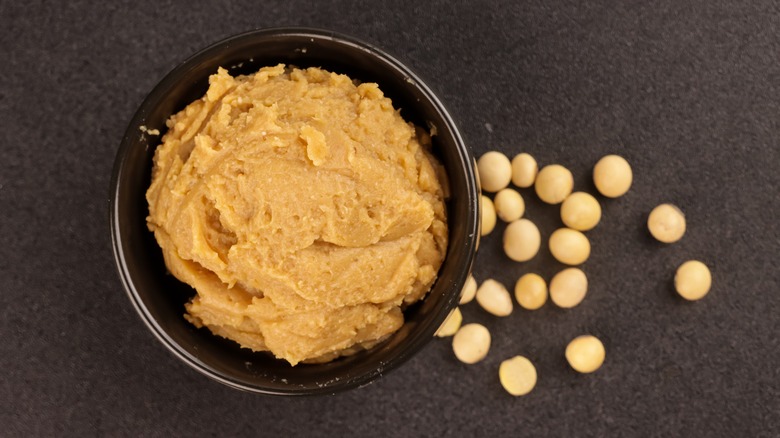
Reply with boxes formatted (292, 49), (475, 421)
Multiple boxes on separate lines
(2, 1), (779, 436)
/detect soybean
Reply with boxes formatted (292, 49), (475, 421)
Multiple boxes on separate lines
(511, 153), (538, 188)
(535, 164), (573, 204)
(494, 188), (525, 222)
(648, 203), (686, 243)
(459, 275), (478, 304)
(565, 335), (606, 373)
(435, 307), (462, 337)
(593, 155), (632, 198)
(549, 268), (588, 308)
(514, 273), (548, 310)
(481, 195), (497, 236)
(499, 356), (537, 396)
(549, 228), (591, 265)
(675, 260), (712, 301)
(453, 324), (491, 364)
(476, 279), (513, 317)
(478, 151), (512, 192)
(560, 192), (601, 231)
(503, 219), (541, 262)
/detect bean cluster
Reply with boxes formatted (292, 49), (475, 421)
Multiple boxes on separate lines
(437, 152), (712, 397)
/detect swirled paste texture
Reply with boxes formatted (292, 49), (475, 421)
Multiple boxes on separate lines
(146, 65), (448, 365)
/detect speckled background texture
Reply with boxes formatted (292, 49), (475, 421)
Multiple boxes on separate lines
(2, 1), (779, 436)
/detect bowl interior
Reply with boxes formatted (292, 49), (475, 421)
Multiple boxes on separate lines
(111, 28), (479, 394)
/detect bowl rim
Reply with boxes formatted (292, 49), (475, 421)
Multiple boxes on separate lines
(109, 26), (480, 395)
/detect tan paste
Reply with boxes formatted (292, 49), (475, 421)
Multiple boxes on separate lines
(146, 65), (448, 365)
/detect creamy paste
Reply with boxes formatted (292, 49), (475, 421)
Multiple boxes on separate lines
(146, 65), (448, 365)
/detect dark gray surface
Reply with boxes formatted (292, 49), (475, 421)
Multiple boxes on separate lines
(2, 1), (779, 436)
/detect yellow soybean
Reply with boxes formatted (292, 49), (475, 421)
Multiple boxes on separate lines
(550, 268), (588, 308)
(435, 307), (462, 337)
(459, 275), (478, 305)
(494, 188), (525, 222)
(549, 228), (591, 265)
(476, 279), (513, 317)
(560, 192), (601, 231)
(453, 324), (491, 364)
(514, 273), (548, 310)
(503, 219), (541, 262)
(565, 335), (605, 373)
(675, 260), (712, 301)
(481, 195), (497, 236)
(535, 164), (573, 204)
(511, 153), (538, 188)
(593, 155), (632, 198)
(499, 356), (537, 396)
(648, 203), (686, 243)
(478, 151), (512, 192)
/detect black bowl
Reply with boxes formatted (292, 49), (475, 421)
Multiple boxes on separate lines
(110, 27), (479, 395)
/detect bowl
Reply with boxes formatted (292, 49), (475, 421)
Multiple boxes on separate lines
(110, 27), (479, 395)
